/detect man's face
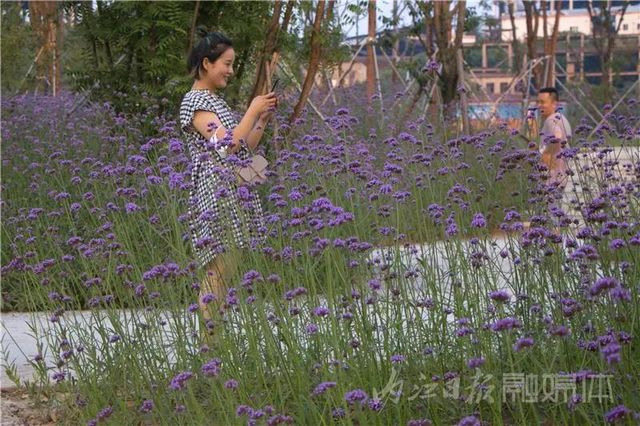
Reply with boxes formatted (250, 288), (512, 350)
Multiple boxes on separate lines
(537, 92), (557, 118)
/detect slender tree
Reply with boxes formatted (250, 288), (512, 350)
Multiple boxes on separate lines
(29, 1), (61, 95)
(431, 0), (466, 107)
(289, 0), (325, 123)
(586, 0), (631, 102)
(507, 0), (521, 72)
(391, 0), (399, 83)
(366, 0), (376, 102)
(543, 0), (562, 86)
(249, 1), (283, 102)
(523, 0), (542, 88)
(188, 0), (200, 52)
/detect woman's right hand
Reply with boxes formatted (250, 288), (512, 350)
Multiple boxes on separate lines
(249, 92), (278, 117)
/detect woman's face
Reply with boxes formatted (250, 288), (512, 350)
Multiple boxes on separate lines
(202, 47), (235, 89)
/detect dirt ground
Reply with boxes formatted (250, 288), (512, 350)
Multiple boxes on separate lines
(1, 388), (63, 426)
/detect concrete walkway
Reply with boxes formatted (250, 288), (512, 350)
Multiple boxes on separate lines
(1, 309), (192, 389)
(1, 146), (636, 389)
(0, 236), (514, 388)
(1, 311), (49, 388)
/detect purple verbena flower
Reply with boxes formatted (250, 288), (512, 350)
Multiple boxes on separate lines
(390, 354), (406, 364)
(590, 277), (619, 297)
(96, 406), (113, 420)
(491, 317), (521, 332)
(471, 213), (486, 228)
(457, 415), (480, 426)
(224, 379), (239, 389)
(368, 398), (384, 411)
(311, 381), (336, 396)
(467, 357), (485, 369)
(604, 404), (631, 423)
(139, 399), (154, 414)
(610, 286), (631, 302)
(489, 290), (511, 302)
(312, 306), (330, 317)
(202, 358), (222, 377)
(601, 342), (621, 365)
(344, 389), (368, 406)
(169, 371), (193, 391)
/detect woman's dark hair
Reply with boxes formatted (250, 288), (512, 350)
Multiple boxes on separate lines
(187, 26), (233, 79)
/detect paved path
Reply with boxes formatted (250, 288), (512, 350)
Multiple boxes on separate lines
(0, 237), (513, 388)
(1, 146), (637, 389)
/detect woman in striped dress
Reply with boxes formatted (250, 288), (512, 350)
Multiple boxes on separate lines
(180, 28), (277, 326)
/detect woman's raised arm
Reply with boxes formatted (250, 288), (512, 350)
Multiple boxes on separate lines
(192, 92), (276, 154)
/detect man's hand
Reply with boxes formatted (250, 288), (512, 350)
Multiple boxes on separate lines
(541, 151), (553, 168)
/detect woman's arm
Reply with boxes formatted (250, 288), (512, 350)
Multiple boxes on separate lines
(245, 117), (268, 151)
(192, 109), (259, 155)
(191, 93), (276, 155)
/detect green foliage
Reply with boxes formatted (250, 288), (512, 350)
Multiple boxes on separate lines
(56, 1), (352, 119)
(65, 1), (195, 116)
(464, 6), (481, 34)
(463, 46), (482, 68)
(1, 2), (37, 93)
(299, 26), (350, 76)
(62, 1), (275, 117)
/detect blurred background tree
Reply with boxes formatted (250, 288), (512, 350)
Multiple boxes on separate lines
(1, 2), (37, 94)
(3, 0), (636, 127)
(2, 1), (349, 119)
(61, 1), (274, 115)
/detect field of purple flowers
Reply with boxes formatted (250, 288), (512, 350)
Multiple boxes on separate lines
(1, 90), (638, 425)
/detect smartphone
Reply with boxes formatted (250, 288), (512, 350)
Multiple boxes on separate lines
(270, 78), (280, 93)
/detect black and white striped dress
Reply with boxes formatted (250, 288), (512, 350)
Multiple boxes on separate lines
(179, 89), (266, 268)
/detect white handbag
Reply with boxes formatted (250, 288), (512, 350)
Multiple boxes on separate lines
(235, 155), (268, 185)
(210, 133), (268, 185)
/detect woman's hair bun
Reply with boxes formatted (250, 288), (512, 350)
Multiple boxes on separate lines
(195, 25), (209, 39)
(187, 28), (233, 79)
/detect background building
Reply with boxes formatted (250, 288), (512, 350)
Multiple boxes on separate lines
(498, 1), (640, 41)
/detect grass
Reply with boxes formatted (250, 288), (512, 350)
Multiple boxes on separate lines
(1, 89), (638, 425)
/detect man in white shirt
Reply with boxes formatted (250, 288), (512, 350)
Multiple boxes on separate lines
(537, 87), (572, 190)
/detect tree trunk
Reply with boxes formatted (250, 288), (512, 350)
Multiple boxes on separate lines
(54, 4), (63, 95)
(29, 1), (59, 95)
(392, 0), (399, 83)
(434, 1), (464, 107)
(524, 1), (542, 88)
(366, 0), (376, 102)
(289, 0), (325, 123)
(451, 0), (466, 113)
(544, 0), (562, 86)
(249, 1), (282, 104)
(125, 43), (135, 77)
(91, 37), (99, 67)
(587, 1), (629, 103)
(326, 0), (334, 21)
(415, 1), (434, 57)
(457, 49), (469, 133)
(188, 0), (200, 53)
(453, 1), (466, 54)
(230, 44), (250, 101)
(542, 0), (548, 86)
(105, 40), (114, 69)
(281, 0), (295, 33)
(508, 0), (521, 72)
